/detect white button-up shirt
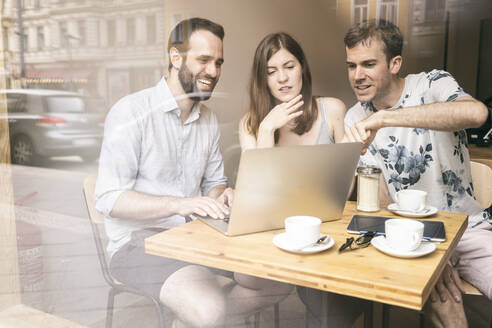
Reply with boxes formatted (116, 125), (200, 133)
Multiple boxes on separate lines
(95, 77), (227, 256)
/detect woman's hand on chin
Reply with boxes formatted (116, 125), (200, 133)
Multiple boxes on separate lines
(260, 94), (304, 133)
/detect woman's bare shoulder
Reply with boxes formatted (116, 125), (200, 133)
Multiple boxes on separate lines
(318, 97), (347, 115)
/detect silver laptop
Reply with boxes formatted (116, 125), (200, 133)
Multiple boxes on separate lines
(198, 142), (362, 236)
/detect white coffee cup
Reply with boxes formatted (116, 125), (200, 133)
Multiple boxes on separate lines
(395, 189), (427, 212)
(385, 219), (424, 251)
(284, 216), (321, 249)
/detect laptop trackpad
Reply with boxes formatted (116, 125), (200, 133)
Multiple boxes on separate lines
(196, 216), (230, 234)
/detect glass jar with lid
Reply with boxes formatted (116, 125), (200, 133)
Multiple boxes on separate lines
(357, 166), (382, 212)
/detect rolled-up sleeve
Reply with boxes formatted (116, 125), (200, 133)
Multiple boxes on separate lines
(95, 98), (142, 217)
(201, 115), (227, 195)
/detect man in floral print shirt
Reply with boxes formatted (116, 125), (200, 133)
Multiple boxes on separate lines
(343, 20), (491, 327)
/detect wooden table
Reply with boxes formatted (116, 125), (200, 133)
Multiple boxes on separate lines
(145, 202), (467, 311)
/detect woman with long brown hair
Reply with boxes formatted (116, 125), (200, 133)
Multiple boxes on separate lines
(239, 32), (346, 150)
(239, 32), (368, 327)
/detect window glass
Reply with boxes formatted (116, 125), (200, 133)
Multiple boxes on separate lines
(45, 96), (85, 113)
(78, 20), (86, 46)
(107, 20), (115, 46)
(352, 0), (369, 25)
(16, 95), (28, 113)
(60, 21), (68, 48)
(378, 0), (398, 25)
(84, 97), (105, 113)
(6, 95), (20, 113)
(27, 95), (45, 113)
(146, 15), (156, 44)
(425, 0), (446, 21)
(37, 26), (45, 50)
(127, 17), (135, 45)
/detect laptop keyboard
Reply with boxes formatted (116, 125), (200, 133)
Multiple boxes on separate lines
(192, 214), (230, 223)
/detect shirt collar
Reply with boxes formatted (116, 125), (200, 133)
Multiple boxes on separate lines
(151, 76), (202, 123)
(186, 103), (201, 124)
(150, 77), (179, 113)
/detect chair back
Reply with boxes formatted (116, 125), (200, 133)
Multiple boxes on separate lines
(83, 174), (168, 328)
(83, 172), (118, 286)
(470, 161), (492, 208)
(83, 173), (105, 224)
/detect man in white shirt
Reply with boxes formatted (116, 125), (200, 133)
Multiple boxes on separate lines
(95, 17), (292, 328)
(343, 20), (491, 327)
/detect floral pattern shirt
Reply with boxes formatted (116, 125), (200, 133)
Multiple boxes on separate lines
(345, 70), (490, 227)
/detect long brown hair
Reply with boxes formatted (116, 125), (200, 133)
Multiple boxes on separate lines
(246, 32), (317, 142)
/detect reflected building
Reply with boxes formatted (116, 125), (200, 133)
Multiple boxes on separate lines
(336, 0), (409, 30)
(1, 0), (490, 105)
(1, 0), (166, 106)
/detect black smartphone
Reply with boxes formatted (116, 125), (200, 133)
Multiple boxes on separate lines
(347, 214), (446, 242)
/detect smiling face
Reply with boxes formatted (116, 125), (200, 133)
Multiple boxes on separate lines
(266, 48), (303, 104)
(178, 29), (224, 101)
(345, 38), (400, 104)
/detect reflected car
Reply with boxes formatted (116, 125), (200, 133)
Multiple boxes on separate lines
(2, 89), (105, 165)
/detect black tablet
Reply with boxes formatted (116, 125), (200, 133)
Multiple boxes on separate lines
(347, 214), (446, 242)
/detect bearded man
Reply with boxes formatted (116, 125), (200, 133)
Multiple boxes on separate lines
(95, 17), (292, 328)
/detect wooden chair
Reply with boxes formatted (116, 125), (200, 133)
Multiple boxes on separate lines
(461, 161), (492, 326)
(469, 160), (492, 297)
(83, 173), (166, 328)
(470, 160), (492, 209)
(465, 161), (492, 299)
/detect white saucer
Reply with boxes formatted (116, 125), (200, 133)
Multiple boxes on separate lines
(273, 233), (334, 254)
(371, 236), (436, 258)
(387, 203), (438, 218)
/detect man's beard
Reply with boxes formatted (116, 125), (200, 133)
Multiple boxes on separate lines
(178, 62), (216, 102)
